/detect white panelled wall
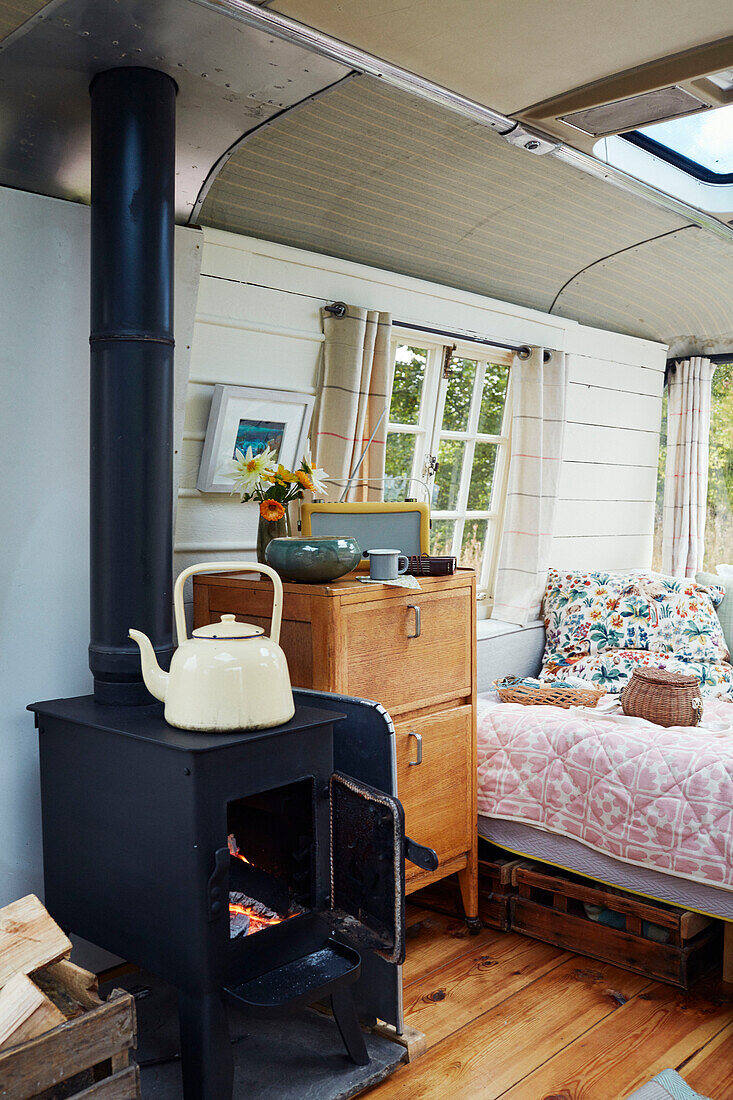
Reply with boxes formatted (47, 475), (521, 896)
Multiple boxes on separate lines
(176, 227), (667, 594)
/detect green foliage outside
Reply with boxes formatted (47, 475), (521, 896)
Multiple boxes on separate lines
(478, 363), (510, 435)
(652, 362), (733, 571)
(443, 357), (476, 430)
(389, 345), (426, 425)
(704, 362), (733, 569)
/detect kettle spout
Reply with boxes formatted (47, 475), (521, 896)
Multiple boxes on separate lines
(129, 629), (168, 702)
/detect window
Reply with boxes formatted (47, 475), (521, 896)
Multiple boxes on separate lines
(652, 362), (733, 572)
(705, 362), (733, 569)
(384, 332), (512, 608)
(623, 103), (733, 183)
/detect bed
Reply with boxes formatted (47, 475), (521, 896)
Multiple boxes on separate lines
(477, 693), (733, 923)
(477, 567), (733, 943)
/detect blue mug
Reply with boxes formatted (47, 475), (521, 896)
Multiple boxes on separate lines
(362, 548), (409, 581)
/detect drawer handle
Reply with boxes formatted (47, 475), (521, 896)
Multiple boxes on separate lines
(407, 604), (421, 638)
(407, 731), (422, 766)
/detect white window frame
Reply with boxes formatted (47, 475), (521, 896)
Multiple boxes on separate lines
(386, 328), (513, 614)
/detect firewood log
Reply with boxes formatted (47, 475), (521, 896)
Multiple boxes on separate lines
(0, 972), (66, 1051)
(0, 895), (71, 990)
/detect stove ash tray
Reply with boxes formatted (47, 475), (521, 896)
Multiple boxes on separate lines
(225, 941), (361, 1011)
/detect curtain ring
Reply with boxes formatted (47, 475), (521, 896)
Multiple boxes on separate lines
(543, 350), (552, 363)
(517, 345), (532, 360)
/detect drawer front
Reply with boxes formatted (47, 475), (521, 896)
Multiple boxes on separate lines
(342, 587), (473, 715)
(394, 706), (474, 881)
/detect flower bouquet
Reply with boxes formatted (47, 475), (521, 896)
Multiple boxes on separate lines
(225, 446), (328, 562)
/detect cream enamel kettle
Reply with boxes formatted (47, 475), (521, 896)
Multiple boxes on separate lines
(129, 561), (295, 732)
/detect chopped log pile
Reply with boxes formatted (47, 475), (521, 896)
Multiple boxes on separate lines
(0, 894), (140, 1099)
(0, 894), (77, 1052)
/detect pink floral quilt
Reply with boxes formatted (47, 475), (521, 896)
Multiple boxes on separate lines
(477, 694), (733, 891)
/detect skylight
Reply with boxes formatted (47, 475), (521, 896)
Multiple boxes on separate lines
(624, 103), (733, 182)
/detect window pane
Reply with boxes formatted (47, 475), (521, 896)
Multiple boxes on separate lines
(703, 362), (733, 570)
(632, 104), (733, 177)
(467, 442), (498, 510)
(460, 519), (488, 571)
(432, 439), (465, 510)
(478, 363), (510, 435)
(442, 357), (477, 432)
(384, 432), (416, 502)
(390, 345), (427, 426)
(431, 519), (455, 556)
(651, 387), (667, 573)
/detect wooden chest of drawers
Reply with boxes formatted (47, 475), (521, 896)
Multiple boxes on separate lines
(193, 570), (478, 921)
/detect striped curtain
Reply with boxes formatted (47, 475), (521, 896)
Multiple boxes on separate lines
(493, 347), (568, 626)
(311, 305), (392, 502)
(662, 356), (715, 578)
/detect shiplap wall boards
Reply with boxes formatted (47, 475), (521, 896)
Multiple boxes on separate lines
(177, 228), (667, 602)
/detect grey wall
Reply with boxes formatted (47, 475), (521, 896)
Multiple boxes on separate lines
(0, 188), (201, 954)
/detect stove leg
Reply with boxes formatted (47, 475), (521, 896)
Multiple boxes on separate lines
(178, 989), (234, 1100)
(330, 987), (369, 1066)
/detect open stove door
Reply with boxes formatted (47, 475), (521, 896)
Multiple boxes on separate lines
(329, 770), (436, 966)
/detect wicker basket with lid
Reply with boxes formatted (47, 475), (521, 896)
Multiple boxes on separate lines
(620, 667), (703, 727)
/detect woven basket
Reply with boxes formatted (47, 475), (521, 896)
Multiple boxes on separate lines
(620, 667), (702, 727)
(494, 677), (606, 709)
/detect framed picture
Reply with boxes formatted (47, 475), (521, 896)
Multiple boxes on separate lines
(197, 384), (316, 493)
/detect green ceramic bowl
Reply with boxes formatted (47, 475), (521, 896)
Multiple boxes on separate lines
(264, 535), (362, 583)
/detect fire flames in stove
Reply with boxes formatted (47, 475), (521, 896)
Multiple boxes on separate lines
(227, 833), (303, 939)
(229, 897), (286, 937)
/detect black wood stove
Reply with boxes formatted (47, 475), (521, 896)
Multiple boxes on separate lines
(30, 692), (436, 1099)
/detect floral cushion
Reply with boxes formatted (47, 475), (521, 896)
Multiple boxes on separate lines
(543, 568), (729, 666)
(541, 646), (733, 694)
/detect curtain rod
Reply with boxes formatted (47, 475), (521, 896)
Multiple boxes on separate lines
(393, 319), (532, 357)
(324, 308), (553, 361)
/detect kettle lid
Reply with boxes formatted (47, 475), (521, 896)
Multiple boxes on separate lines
(192, 614), (265, 640)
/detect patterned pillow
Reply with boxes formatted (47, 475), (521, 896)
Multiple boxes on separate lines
(541, 646), (733, 695)
(697, 572), (733, 658)
(543, 568), (729, 666)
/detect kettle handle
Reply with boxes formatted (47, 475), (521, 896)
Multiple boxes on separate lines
(173, 561), (284, 646)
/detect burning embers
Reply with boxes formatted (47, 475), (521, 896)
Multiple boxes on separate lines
(227, 834), (304, 939)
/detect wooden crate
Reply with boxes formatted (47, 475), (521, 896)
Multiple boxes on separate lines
(510, 864), (722, 989)
(0, 987), (139, 1100)
(414, 849), (527, 930)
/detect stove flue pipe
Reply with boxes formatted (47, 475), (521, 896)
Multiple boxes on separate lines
(89, 68), (177, 705)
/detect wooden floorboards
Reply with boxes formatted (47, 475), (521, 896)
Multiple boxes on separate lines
(367, 908), (733, 1100)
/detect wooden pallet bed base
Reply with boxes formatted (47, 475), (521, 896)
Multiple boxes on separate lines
(511, 865), (722, 989)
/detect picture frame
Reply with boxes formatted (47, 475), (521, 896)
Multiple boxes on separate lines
(197, 384), (316, 493)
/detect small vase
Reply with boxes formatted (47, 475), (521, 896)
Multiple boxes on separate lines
(256, 507), (291, 563)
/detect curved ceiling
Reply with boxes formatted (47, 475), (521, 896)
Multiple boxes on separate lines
(268, 0), (733, 116)
(2, 0), (733, 350)
(552, 226), (733, 356)
(199, 74), (733, 351)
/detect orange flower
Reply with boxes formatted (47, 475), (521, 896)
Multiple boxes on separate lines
(295, 469), (315, 492)
(260, 499), (285, 522)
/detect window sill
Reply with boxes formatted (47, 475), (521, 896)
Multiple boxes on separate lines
(476, 618), (544, 641)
